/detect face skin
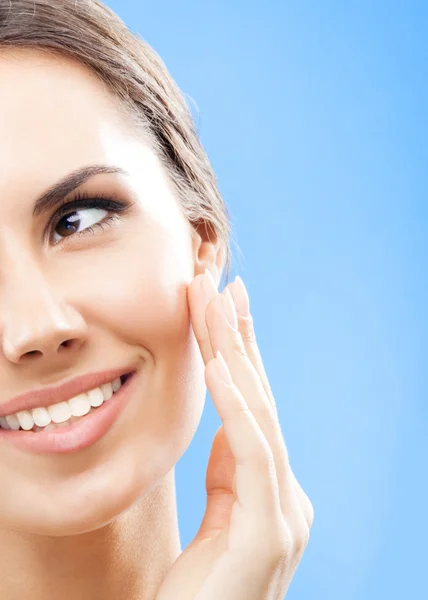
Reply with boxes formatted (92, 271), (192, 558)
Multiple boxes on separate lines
(0, 49), (223, 600)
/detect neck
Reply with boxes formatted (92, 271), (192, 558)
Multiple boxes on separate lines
(0, 469), (181, 600)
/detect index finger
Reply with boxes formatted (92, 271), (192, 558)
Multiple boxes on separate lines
(187, 271), (218, 364)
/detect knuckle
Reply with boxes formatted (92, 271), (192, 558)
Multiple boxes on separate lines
(240, 429), (274, 470)
(259, 400), (278, 428)
(231, 405), (252, 422)
(250, 522), (292, 568)
(239, 314), (257, 344)
(290, 474), (315, 530)
(230, 331), (247, 359)
(305, 500), (315, 528)
(293, 523), (311, 556)
(268, 524), (293, 567)
(298, 489), (315, 529)
(262, 517), (311, 565)
(254, 444), (277, 476)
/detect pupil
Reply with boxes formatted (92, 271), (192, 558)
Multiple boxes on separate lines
(57, 214), (80, 237)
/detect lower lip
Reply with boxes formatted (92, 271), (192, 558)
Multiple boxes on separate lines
(0, 372), (137, 455)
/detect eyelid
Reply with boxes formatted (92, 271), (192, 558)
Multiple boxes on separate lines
(53, 190), (126, 216)
(46, 190), (131, 244)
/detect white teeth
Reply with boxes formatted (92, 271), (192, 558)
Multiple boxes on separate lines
(48, 401), (72, 424)
(88, 387), (105, 407)
(68, 393), (91, 418)
(100, 382), (114, 402)
(32, 407), (51, 427)
(5, 414), (20, 430)
(16, 410), (35, 431)
(0, 376), (125, 432)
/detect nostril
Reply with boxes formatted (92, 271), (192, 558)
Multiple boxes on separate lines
(60, 339), (73, 348)
(23, 350), (43, 359)
(59, 339), (83, 352)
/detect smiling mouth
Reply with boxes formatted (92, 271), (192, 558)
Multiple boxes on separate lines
(0, 372), (135, 434)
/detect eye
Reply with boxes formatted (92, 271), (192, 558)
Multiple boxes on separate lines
(52, 207), (110, 243)
(49, 192), (130, 245)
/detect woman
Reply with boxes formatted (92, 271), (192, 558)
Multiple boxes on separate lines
(0, 1), (314, 598)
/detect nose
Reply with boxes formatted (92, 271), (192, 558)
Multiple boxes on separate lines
(1, 272), (89, 365)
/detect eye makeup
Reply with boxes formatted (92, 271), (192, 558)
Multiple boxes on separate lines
(46, 190), (132, 244)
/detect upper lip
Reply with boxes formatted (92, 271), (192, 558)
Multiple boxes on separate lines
(0, 364), (137, 418)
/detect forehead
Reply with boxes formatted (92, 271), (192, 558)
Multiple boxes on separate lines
(0, 49), (186, 226)
(0, 48), (140, 174)
(0, 49), (130, 134)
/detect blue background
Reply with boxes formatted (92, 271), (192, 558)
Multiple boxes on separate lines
(107, 2), (427, 598)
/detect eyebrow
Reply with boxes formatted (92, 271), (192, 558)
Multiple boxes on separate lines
(33, 165), (128, 218)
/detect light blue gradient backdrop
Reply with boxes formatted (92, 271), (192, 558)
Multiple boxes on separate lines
(106, 2), (427, 598)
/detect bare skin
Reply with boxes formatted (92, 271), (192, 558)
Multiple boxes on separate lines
(0, 49), (220, 600)
(0, 48), (314, 600)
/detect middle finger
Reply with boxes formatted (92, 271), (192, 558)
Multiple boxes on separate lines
(201, 279), (296, 507)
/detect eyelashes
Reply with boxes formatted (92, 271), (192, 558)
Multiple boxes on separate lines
(48, 190), (131, 245)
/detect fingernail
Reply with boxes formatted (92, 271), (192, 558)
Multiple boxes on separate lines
(202, 268), (218, 299)
(221, 288), (238, 329)
(230, 276), (250, 317)
(215, 350), (232, 384)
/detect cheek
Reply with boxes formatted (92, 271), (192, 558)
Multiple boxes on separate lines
(84, 257), (192, 349)
(0, 225), (207, 534)
(67, 221), (196, 349)
(67, 225), (207, 449)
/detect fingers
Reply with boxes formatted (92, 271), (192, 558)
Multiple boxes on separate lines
(187, 272), (218, 363)
(189, 271), (288, 473)
(205, 350), (282, 520)
(189, 271), (277, 419)
(226, 277), (314, 528)
(204, 283), (291, 479)
(201, 274), (296, 504)
(228, 277), (278, 418)
(189, 270), (314, 527)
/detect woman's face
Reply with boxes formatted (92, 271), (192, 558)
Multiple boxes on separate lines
(0, 49), (215, 535)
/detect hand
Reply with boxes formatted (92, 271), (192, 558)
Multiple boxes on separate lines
(155, 271), (314, 600)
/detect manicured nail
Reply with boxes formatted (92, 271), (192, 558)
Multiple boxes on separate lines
(221, 288), (238, 329)
(215, 350), (233, 384)
(230, 276), (250, 317)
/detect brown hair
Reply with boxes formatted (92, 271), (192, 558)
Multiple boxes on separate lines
(0, 0), (233, 283)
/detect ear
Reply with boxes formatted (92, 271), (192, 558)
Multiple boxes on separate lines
(191, 223), (225, 287)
